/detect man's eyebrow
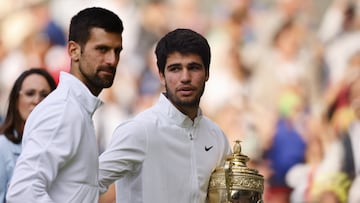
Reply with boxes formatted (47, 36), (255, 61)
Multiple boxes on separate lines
(167, 63), (181, 68)
(188, 62), (203, 66)
(94, 44), (109, 49)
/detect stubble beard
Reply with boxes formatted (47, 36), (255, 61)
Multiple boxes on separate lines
(79, 65), (115, 89)
(165, 82), (205, 108)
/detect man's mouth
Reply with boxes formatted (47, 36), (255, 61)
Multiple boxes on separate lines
(178, 87), (195, 96)
(99, 68), (115, 77)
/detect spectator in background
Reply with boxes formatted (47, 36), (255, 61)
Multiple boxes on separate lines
(286, 51), (360, 203)
(263, 89), (307, 203)
(0, 0), (68, 116)
(320, 0), (360, 87)
(249, 17), (320, 115)
(286, 129), (324, 203)
(317, 51), (360, 185)
(203, 5), (253, 118)
(29, 0), (68, 84)
(343, 63), (360, 203)
(6, 7), (123, 203)
(0, 68), (56, 203)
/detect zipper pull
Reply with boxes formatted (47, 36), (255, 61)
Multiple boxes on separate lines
(189, 133), (193, 140)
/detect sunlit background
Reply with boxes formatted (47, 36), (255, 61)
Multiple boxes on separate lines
(0, 0), (360, 202)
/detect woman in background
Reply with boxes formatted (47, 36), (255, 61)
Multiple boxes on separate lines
(0, 68), (56, 203)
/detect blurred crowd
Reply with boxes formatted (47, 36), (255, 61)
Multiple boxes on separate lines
(0, 0), (360, 202)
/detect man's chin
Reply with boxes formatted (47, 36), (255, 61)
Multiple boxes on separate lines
(178, 98), (199, 107)
(99, 78), (114, 88)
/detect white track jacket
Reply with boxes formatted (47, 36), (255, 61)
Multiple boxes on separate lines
(6, 72), (102, 203)
(99, 93), (231, 203)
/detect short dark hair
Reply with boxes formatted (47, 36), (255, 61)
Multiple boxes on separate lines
(0, 68), (57, 144)
(68, 7), (124, 47)
(155, 28), (211, 75)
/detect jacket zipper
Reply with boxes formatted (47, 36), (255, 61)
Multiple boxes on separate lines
(189, 127), (198, 202)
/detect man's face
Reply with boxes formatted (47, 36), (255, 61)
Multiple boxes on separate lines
(160, 52), (208, 111)
(70, 27), (123, 95)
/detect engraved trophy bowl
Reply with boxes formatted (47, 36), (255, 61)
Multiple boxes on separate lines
(207, 140), (264, 203)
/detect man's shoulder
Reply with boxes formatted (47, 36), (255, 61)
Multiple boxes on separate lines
(133, 106), (159, 121)
(34, 87), (69, 110)
(115, 107), (160, 134)
(27, 91), (82, 128)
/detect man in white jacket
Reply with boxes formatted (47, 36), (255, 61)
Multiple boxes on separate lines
(6, 7), (123, 203)
(98, 28), (231, 203)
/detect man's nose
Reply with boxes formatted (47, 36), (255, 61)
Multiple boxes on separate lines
(105, 51), (119, 65)
(180, 69), (191, 82)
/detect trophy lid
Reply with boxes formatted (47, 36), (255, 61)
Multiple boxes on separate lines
(225, 140), (264, 193)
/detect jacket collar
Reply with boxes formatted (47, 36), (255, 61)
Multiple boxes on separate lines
(156, 93), (202, 128)
(59, 72), (103, 116)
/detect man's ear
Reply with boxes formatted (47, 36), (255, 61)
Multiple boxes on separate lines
(159, 71), (165, 86)
(68, 41), (81, 62)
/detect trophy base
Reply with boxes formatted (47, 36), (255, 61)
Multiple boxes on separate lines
(229, 190), (263, 203)
(207, 189), (263, 203)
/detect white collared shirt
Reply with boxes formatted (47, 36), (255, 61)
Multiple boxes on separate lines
(7, 72), (103, 203)
(99, 93), (231, 203)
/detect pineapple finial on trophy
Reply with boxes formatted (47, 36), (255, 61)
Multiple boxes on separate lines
(233, 140), (241, 155)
